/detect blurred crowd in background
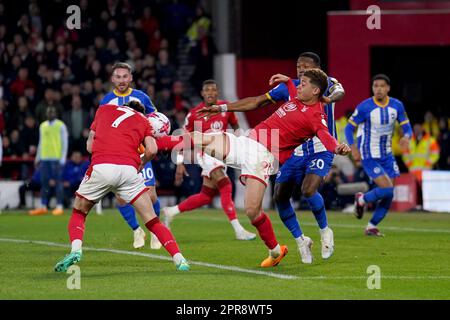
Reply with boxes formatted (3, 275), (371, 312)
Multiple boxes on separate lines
(0, 0), (449, 210)
(0, 0), (217, 206)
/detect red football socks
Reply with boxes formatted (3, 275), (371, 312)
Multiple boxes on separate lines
(68, 208), (87, 242)
(217, 177), (237, 221)
(145, 217), (180, 256)
(178, 185), (216, 212)
(251, 212), (278, 250)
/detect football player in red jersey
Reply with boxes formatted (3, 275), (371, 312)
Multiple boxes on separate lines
(193, 69), (351, 267)
(163, 80), (256, 241)
(54, 101), (190, 272)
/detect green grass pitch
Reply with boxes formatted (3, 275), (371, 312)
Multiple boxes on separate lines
(0, 209), (449, 299)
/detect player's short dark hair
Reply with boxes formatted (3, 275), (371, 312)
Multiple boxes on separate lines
(124, 101), (145, 114)
(112, 62), (133, 74)
(303, 68), (328, 96)
(202, 79), (217, 88)
(372, 74), (390, 85)
(298, 52), (321, 67)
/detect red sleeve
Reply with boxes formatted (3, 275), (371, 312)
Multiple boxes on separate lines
(184, 111), (194, 132)
(312, 113), (338, 153)
(228, 112), (238, 126)
(286, 79), (297, 100)
(317, 129), (338, 153)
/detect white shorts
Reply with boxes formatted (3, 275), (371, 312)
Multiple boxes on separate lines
(76, 164), (147, 204)
(196, 152), (226, 178)
(223, 132), (277, 186)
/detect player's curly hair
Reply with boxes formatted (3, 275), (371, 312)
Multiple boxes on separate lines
(303, 68), (328, 96)
(124, 101), (145, 114)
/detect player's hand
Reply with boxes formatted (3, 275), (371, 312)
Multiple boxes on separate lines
(399, 136), (410, 151)
(269, 74), (290, 86)
(197, 105), (221, 118)
(335, 143), (351, 155)
(321, 96), (332, 104)
(351, 144), (361, 161)
(175, 163), (189, 186)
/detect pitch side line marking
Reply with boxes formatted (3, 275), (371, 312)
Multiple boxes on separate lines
(1, 238), (449, 281)
(0, 238), (297, 280)
(184, 216), (450, 234)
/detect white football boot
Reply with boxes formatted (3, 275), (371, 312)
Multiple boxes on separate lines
(133, 227), (146, 249)
(320, 227), (334, 259)
(298, 236), (314, 264)
(150, 232), (162, 250)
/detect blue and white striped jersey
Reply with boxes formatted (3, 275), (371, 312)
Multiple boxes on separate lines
(348, 96), (410, 159)
(100, 88), (156, 114)
(267, 77), (343, 156)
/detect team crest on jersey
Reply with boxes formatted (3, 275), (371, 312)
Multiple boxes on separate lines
(210, 121), (223, 131)
(283, 102), (297, 112)
(374, 167), (381, 174)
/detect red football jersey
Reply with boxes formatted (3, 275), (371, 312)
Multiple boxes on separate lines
(90, 104), (152, 170)
(184, 100), (238, 133)
(250, 80), (338, 164)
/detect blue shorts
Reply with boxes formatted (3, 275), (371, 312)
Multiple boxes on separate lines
(276, 151), (334, 185)
(361, 155), (400, 180)
(140, 161), (156, 187)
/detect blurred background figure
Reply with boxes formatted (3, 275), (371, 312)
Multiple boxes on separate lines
(29, 106), (68, 216)
(402, 123), (440, 183)
(62, 151), (90, 208)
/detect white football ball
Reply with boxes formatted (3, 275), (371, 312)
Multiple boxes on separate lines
(147, 112), (171, 138)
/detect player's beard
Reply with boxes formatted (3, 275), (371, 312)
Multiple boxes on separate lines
(117, 83), (130, 93)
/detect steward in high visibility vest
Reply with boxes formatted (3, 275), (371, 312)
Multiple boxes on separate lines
(402, 124), (440, 182)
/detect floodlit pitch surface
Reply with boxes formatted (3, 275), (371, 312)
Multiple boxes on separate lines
(1, 209), (449, 299)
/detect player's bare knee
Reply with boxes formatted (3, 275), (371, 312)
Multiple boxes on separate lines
(245, 205), (260, 220)
(73, 196), (93, 214)
(301, 184), (317, 198)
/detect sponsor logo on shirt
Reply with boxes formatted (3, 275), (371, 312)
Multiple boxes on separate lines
(283, 102), (298, 112)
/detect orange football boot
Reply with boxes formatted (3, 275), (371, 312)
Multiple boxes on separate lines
(28, 208), (48, 216)
(260, 245), (288, 267)
(52, 208), (64, 216)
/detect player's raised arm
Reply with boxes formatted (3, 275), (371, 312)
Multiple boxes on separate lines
(197, 94), (272, 118)
(321, 78), (345, 104)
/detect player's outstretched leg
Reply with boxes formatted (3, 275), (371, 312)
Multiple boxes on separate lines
(145, 217), (190, 271)
(133, 191), (189, 271)
(55, 202), (91, 272)
(216, 177), (256, 241)
(244, 179), (288, 267)
(163, 185), (216, 228)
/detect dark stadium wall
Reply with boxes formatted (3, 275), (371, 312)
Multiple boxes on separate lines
(235, 59), (295, 128)
(349, 0), (450, 10)
(328, 10), (450, 118)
